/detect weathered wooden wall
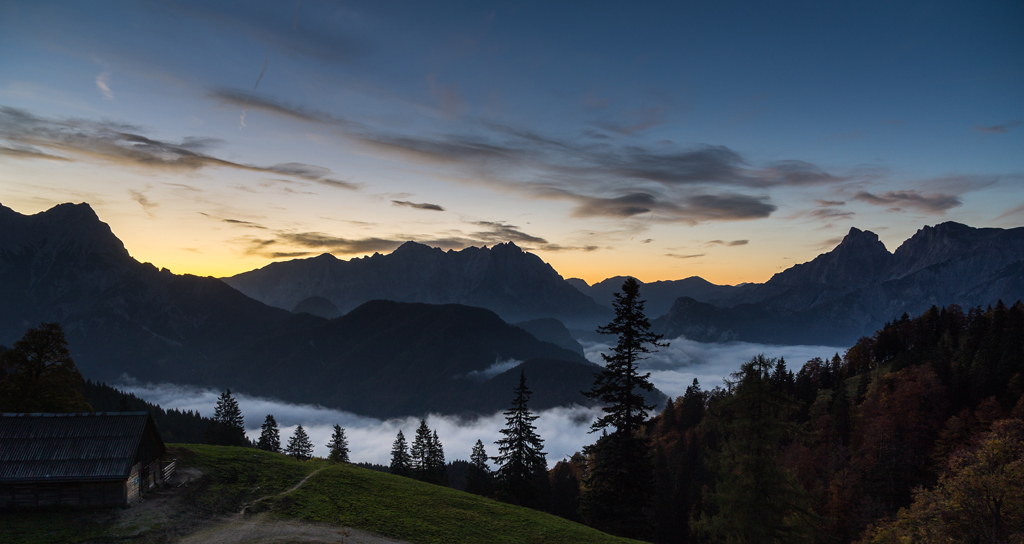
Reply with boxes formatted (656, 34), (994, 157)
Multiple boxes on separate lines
(0, 480), (125, 508)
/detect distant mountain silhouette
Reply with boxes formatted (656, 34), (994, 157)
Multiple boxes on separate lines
(217, 300), (664, 418)
(292, 295), (340, 319)
(0, 203), (646, 418)
(513, 318), (586, 357)
(568, 275), (754, 319)
(223, 241), (610, 328)
(651, 223), (1024, 345)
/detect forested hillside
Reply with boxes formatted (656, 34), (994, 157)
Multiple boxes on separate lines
(627, 301), (1024, 543)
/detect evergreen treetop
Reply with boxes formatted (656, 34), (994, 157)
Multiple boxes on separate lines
(326, 424), (350, 463)
(466, 439), (493, 497)
(206, 389), (248, 447)
(494, 370), (546, 505)
(257, 414), (281, 452)
(390, 429), (411, 477)
(586, 276), (666, 436)
(285, 424), (314, 461)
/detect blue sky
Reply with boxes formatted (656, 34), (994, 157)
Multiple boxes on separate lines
(1, 0), (1021, 283)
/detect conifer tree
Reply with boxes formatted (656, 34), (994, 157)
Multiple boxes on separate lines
(427, 430), (447, 485)
(205, 389), (248, 447)
(256, 414), (281, 452)
(467, 439), (492, 496)
(494, 370), (546, 506)
(581, 277), (664, 538)
(410, 419), (432, 480)
(285, 424), (314, 460)
(390, 430), (411, 477)
(326, 424), (350, 463)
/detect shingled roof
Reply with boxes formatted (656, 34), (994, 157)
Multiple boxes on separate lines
(0, 412), (166, 482)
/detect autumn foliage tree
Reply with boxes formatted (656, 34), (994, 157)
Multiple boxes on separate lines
(862, 418), (1024, 544)
(0, 323), (91, 412)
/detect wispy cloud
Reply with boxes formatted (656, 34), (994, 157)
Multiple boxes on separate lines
(0, 106), (357, 191)
(807, 207), (855, 220)
(0, 144), (71, 161)
(815, 199), (845, 207)
(95, 72), (113, 99)
(203, 92), (844, 225)
(392, 200), (445, 211)
(707, 239), (748, 247)
(268, 163), (360, 190)
(128, 189), (157, 216)
(973, 120), (1022, 134)
(209, 88), (354, 127)
(995, 203), (1024, 221)
(199, 212), (267, 229)
(666, 253), (705, 259)
(853, 190), (961, 213)
(234, 217), (597, 259)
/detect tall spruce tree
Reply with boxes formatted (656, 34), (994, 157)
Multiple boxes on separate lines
(205, 389), (248, 447)
(494, 370), (547, 506)
(410, 419), (432, 481)
(256, 414), (281, 452)
(467, 439), (492, 496)
(285, 424), (314, 460)
(390, 430), (411, 477)
(326, 424), (350, 463)
(427, 430), (448, 485)
(581, 276), (665, 538)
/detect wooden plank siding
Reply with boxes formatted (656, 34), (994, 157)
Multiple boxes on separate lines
(0, 413), (169, 509)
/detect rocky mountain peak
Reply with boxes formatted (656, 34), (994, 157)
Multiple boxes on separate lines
(888, 221), (1024, 280)
(766, 227), (891, 288)
(0, 201), (130, 260)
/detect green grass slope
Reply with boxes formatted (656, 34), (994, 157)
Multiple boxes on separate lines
(269, 460), (644, 544)
(186, 444), (643, 544)
(1, 444), (644, 544)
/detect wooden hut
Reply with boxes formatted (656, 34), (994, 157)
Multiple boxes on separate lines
(0, 412), (174, 508)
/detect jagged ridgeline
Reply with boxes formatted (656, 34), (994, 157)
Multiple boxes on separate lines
(646, 225), (1024, 345)
(0, 203), (661, 418)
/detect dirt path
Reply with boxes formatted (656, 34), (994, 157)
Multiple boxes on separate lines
(173, 465), (413, 544)
(238, 465), (329, 516)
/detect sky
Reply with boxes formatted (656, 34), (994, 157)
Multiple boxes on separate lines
(1, 0), (1021, 284)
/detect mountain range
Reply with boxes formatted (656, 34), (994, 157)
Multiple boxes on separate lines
(2, 201), (1022, 410)
(649, 225), (1024, 345)
(0, 203), (655, 418)
(223, 241), (610, 328)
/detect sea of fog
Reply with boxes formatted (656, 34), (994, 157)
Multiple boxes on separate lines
(120, 336), (844, 468)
